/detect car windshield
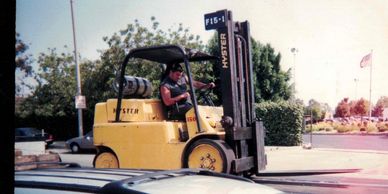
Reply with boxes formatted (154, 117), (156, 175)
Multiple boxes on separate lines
(86, 131), (93, 137)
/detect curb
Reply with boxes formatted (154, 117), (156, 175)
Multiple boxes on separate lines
(265, 146), (388, 155)
(312, 148), (388, 155)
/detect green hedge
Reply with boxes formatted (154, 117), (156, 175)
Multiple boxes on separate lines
(256, 101), (304, 146)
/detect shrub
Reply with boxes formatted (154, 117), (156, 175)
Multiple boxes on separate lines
(305, 124), (319, 133)
(329, 120), (381, 133)
(256, 101), (304, 146)
(376, 122), (388, 132)
(314, 122), (334, 132)
(366, 124), (378, 133)
(332, 122), (358, 133)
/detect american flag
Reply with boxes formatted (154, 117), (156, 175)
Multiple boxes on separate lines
(360, 53), (372, 68)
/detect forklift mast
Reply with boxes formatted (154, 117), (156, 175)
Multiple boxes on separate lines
(205, 10), (266, 174)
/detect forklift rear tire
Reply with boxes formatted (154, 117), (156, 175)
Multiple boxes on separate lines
(183, 139), (234, 173)
(93, 151), (119, 168)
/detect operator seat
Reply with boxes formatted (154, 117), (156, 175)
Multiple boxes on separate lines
(159, 89), (186, 121)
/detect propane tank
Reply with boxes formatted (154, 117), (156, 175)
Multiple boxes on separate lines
(113, 76), (152, 98)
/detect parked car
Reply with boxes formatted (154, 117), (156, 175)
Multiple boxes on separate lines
(15, 127), (54, 146)
(65, 130), (95, 153)
(14, 163), (284, 194)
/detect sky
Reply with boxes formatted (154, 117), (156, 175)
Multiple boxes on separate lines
(16, 0), (388, 109)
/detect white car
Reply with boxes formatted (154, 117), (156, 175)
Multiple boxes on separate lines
(65, 130), (95, 153)
(15, 165), (284, 194)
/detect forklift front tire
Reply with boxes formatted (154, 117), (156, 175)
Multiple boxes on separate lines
(183, 139), (234, 173)
(93, 151), (119, 168)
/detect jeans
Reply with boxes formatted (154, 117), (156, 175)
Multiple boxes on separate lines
(169, 102), (192, 120)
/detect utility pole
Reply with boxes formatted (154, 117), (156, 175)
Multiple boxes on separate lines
(70, 0), (84, 137)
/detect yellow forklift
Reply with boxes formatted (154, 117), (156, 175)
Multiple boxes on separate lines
(93, 9), (267, 176)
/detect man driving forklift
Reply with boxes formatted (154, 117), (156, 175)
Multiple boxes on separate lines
(160, 62), (215, 120)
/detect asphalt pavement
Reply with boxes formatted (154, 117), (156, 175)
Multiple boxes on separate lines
(49, 138), (388, 180)
(303, 133), (388, 151)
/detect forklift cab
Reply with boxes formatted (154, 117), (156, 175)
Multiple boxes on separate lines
(93, 9), (266, 176)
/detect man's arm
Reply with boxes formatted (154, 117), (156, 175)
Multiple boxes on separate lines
(160, 86), (190, 106)
(184, 75), (215, 89)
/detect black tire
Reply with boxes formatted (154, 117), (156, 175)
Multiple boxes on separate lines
(183, 138), (235, 173)
(70, 143), (80, 154)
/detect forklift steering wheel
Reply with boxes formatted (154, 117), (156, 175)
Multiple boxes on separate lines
(199, 87), (212, 95)
(198, 88), (215, 106)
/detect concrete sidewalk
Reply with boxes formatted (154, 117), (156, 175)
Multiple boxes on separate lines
(263, 146), (388, 180)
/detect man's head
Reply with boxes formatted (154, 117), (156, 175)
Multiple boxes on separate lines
(170, 63), (183, 72)
(168, 63), (184, 81)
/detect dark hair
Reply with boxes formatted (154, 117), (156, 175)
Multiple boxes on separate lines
(171, 63), (183, 72)
(161, 63), (183, 81)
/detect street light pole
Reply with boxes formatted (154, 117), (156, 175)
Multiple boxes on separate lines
(310, 108), (313, 147)
(354, 78), (359, 100)
(291, 48), (298, 99)
(70, 0), (83, 137)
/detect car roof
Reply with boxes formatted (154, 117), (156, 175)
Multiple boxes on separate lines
(15, 164), (282, 194)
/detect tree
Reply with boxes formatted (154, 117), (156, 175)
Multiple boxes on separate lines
(100, 17), (206, 97)
(372, 96), (388, 117)
(305, 99), (327, 122)
(334, 98), (350, 118)
(206, 35), (292, 104)
(15, 18), (206, 137)
(15, 33), (34, 96)
(321, 102), (332, 115)
(352, 98), (370, 117)
(253, 42), (292, 103)
(15, 33), (33, 75)
(375, 96), (388, 108)
(294, 98), (305, 106)
(18, 48), (77, 117)
(349, 100), (358, 116)
(372, 105), (384, 117)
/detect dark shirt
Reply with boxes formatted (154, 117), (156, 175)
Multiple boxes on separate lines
(160, 76), (188, 107)
(160, 75), (193, 120)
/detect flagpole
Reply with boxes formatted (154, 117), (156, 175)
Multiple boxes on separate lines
(368, 49), (373, 120)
